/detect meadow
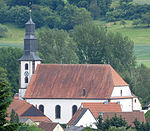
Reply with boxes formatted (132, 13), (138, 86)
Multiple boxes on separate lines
(1, 20), (150, 67)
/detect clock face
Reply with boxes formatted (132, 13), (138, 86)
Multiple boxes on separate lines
(24, 71), (29, 77)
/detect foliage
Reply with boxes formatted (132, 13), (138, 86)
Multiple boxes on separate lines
(16, 124), (43, 131)
(141, 12), (150, 27)
(9, 6), (30, 27)
(10, 109), (19, 123)
(133, 64), (150, 101)
(133, 118), (150, 131)
(0, 24), (8, 37)
(38, 28), (78, 64)
(96, 115), (128, 130)
(145, 110), (150, 122)
(0, 82), (12, 130)
(0, 47), (23, 94)
(109, 126), (136, 131)
(132, 19), (141, 27)
(0, 67), (8, 83)
(71, 22), (135, 74)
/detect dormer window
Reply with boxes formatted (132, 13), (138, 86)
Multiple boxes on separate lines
(25, 63), (28, 70)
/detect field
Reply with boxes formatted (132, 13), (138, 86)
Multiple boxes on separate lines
(1, 21), (150, 67)
(133, 0), (150, 5)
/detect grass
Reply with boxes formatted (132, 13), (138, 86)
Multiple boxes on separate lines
(133, 0), (150, 5)
(0, 23), (24, 45)
(107, 21), (150, 45)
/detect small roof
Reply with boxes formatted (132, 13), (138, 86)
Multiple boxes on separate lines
(38, 122), (63, 131)
(103, 111), (145, 127)
(7, 99), (51, 122)
(67, 108), (88, 126)
(82, 102), (122, 118)
(24, 64), (128, 99)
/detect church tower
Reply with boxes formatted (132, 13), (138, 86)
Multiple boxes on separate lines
(19, 17), (41, 99)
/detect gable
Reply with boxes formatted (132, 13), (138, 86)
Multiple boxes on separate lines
(24, 64), (128, 99)
(21, 105), (45, 117)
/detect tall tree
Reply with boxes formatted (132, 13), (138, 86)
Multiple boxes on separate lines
(0, 82), (12, 130)
(10, 109), (19, 123)
(38, 28), (79, 64)
(71, 22), (135, 74)
(0, 47), (23, 94)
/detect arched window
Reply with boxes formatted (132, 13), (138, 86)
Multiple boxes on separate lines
(55, 105), (61, 119)
(39, 105), (44, 113)
(25, 63), (28, 70)
(25, 77), (28, 83)
(72, 105), (77, 116)
(120, 90), (122, 96)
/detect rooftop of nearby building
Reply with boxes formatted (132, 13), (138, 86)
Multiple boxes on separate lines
(24, 64), (128, 99)
(82, 102), (122, 118)
(102, 111), (145, 127)
(7, 98), (51, 122)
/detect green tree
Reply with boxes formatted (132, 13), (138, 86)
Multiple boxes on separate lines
(16, 124), (43, 131)
(10, 109), (19, 123)
(0, 67), (8, 83)
(132, 19), (141, 27)
(120, 20), (126, 27)
(0, 82), (12, 130)
(141, 12), (150, 27)
(38, 28), (78, 64)
(96, 115), (128, 130)
(0, 47), (23, 94)
(0, 24), (8, 37)
(9, 6), (30, 27)
(71, 22), (135, 74)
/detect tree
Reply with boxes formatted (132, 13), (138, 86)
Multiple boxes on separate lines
(0, 82), (12, 130)
(10, 109), (19, 123)
(0, 67), (8, 83)
(9, 6), (30, 27)
(132, 19), (141, 27)
(0, 24), (8, 37)
(16, 124), (43, 131)
(141, 12), (150, 27)
(71, 22), (135, 74)
(38, 28), (79, 64)
(120, 20), (126, 27)
(96, 115), (128, 130)
(0, 47), (23, 94)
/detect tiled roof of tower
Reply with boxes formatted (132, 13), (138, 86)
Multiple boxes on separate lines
(24, 64), (128, 99)
(82, 102), (122, 118)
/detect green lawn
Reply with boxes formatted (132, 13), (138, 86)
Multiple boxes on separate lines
(133, 0), (150, 4)
(0, 23), (24, 44)
(107, 21), (150, 45)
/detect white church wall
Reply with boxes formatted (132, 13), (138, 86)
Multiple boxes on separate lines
(111, 86), (132, 97)
(19, 61), (41, 98)
(75, 109), (97, 129)
(26, 99), (105, 124)
(111, 98), (133, 112)
(133, 97), (142, 111)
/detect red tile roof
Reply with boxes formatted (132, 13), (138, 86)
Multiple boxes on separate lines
(103, 112), (146, 127)
(7, 99), (51, 122)
(38, 122), (63, 131)
(82, 102), (122, 118)
(24, 64), (128, 99)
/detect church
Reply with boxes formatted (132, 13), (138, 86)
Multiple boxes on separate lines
(19, 17), (142, 124)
